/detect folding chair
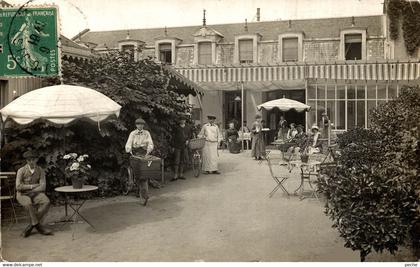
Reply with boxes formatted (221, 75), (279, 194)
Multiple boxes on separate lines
(1, 172), (18, 225)
(265, 156), (290, 198)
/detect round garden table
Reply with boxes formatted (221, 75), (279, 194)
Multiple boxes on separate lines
(55, 185), (98, 231)
(288, 160), (321, 200)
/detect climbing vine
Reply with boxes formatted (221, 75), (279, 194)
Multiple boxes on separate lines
(387, 0), (420, 56)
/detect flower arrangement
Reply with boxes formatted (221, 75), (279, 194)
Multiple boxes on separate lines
(63, 153), (91, 188)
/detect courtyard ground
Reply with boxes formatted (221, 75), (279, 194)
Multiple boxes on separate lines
(1, 150), (415, 262)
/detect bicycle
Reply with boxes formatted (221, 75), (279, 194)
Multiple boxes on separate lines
(121, 153), (163, 196)
(121, 162), (135, 196)
(188, 138), (205, 177)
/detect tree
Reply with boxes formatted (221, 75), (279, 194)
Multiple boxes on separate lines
(317, 86), (419, 261)
(1, 51), (194, 199)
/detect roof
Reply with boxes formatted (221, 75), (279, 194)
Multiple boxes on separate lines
(163, 65), (203, 96)
(79, 15), (383, 48)
(60, 35), (91, 51)
(60, 35), (93, 58)
(0, 0), (12, 7)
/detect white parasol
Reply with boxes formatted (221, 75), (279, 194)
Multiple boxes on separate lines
(257, 96), (311, 112)
(0, 85), (121, 125)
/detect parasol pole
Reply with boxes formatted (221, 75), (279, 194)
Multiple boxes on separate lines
(241, 81), (244, 151)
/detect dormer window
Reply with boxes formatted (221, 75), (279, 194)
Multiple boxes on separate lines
(198, 42), (212, 65)
(282, 37), (298, 62)
(159, 43), (172, 64)
(117, 34), (144, 62)
(344, 34), (362, 60)
(238, 39), (253, 64)
(278, 32), (303, 63)
(121, 44), (135, 59)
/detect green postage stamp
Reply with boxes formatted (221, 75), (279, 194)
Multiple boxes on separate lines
(0, 6), (60, 77)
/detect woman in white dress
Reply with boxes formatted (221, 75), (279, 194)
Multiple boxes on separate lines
(198, 115), (221, 174)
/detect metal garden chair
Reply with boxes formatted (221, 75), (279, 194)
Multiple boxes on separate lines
(264, 154), (290, 198)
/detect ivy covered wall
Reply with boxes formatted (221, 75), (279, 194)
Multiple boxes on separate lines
(387, 0), (420, 57)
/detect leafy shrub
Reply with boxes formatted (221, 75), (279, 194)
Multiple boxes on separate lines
(370, 86), (420, 258)
(318, 86), (420, 261)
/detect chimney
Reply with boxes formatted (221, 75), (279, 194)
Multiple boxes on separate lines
(257, 8), (260, 22)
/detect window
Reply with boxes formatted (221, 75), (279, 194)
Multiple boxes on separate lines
(239, 39), (253, 64)
(121, 44), (135, 60)
(0, 80), (8, 108)
(344, 34), (362, 60)
(121, 44), (135, 52)
(198, 42), (212, 65)
(282, 37), (298, 62)
(308, 82), (401, 131)
(159, 43), (172, 64)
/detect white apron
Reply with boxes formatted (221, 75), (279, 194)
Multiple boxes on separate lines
(199, 123), (220, 172)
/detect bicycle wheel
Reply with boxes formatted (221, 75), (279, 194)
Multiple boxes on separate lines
(192, 151), (202, 177)
(122, 166), (135, 195)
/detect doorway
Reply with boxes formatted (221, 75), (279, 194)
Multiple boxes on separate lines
(224, 90), (245, 129)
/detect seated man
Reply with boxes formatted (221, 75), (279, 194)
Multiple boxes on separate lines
(16, 150), (52, 237)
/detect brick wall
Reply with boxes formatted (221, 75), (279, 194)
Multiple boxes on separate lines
(139, 38), (387, 66)
(141, 48), (155, 60)
(217, 44), (234, 65)
(303, 41), (339, 62)
(259, 43), (277, 64)
(366, 39), (384, 60)
(176, 46), (194, 66)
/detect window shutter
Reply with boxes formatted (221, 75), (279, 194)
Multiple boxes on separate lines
(239, 39), (253, 63)
(159, 43), (171, 51)
(282, 37), (298, 62)
(198, 42), (212, 65)
(345, 34), (362, 43)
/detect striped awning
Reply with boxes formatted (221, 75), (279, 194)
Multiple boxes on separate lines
(196, 80), (305, 91)
(162, 65), (204, 96)
(175, 61), (420, 83)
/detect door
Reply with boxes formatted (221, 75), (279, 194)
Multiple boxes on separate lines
(224, 90), (245, 129)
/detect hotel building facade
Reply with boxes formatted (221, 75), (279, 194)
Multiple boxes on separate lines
(76, 7), (419, 139)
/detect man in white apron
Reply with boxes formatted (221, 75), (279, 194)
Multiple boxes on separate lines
(198, 115), (221, 174)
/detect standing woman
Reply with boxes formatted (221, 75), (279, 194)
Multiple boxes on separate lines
(251, 114), (266, 160)
(198, 115), (221, 174)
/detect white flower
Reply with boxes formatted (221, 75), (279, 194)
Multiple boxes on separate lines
(83, 154), (89, 158)
(70, 162), (80, 171)
(63, 154), (71, 159)
(70, 153), (78, 159)
(77, 156), (84, 162)
(87, 164), (91, 169)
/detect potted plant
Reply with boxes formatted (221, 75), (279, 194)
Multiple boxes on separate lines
(300, 147), (310, 163)
(63, 153), (91, 189)
(296, 134), (311, 163)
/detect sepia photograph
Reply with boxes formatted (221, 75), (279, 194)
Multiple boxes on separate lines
(0, 0), (419, 264)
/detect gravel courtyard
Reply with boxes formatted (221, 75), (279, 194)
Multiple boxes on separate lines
(1, 150), (414, 262)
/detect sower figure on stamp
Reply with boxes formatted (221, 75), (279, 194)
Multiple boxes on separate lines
(198, 115), (221, 175)
(171, 116), (192, 182)
(125, 117), (154, 206)
(16, 150), (53, 238)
